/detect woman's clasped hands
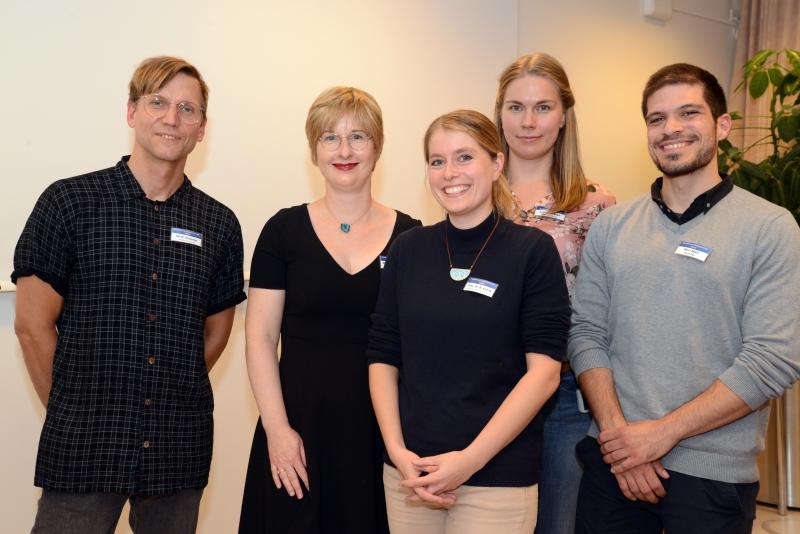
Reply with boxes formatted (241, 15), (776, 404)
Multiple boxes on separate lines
(393, 447), (483, 507)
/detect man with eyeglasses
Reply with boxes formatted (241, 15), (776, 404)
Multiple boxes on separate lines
(12, 56), (246, 533)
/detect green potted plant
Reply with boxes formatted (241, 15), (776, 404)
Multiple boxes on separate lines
(718, 48), (800, 225)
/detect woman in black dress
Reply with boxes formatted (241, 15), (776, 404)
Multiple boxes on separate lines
(239, 87), (419, 533)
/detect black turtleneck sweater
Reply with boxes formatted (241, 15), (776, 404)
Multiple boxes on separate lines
(367, 213), (570, 487)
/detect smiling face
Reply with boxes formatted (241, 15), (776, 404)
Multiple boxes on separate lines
(426, 127), (504, 228)
(500, 75), (564, 163)
(645, 83), (730, 179)
(315, 114), (376, 191)
(127, 72), (206, 168)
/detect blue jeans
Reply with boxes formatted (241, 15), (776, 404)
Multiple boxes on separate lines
(535, 371), (591, 534)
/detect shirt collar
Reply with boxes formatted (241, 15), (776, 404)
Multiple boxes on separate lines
(650, 175), (733, 225)
(113, 155), (193, 205)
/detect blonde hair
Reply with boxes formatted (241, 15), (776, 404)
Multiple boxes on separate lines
(129, 56), (208, 117)
(423, 109), (515, 219)
(495, 53), (587, 213)
(305, 86), (384, 165)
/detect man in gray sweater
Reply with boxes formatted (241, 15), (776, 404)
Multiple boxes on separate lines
(569, 63), (800, 533)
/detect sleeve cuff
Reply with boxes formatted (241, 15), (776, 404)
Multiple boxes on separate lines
(366, 350), (401, 368)
(569, 347), (613, 377)
(525, 342), (566, 362)
(11, 269), (68, 298)
(207, 291), (247, 317)
(718, 365), (771, 410)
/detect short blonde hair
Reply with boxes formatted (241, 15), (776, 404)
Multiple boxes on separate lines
(424, 110), (515, 219)
(129, 56), (208, 116)
(305, 86), (384, 165)
(495, 53), (587, 213)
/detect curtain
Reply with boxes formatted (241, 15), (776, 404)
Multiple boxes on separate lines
(729, 0), (800, 161)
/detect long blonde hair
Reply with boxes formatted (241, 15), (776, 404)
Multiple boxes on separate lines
(495, 53), (587, 213)
(424, 110), (515, 219)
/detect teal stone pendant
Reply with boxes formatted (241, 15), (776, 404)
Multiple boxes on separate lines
(340, 223), (351, 233)
(449, 268), (471, 281)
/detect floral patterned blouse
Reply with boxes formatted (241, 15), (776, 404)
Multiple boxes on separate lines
(511, 182), (616, 299)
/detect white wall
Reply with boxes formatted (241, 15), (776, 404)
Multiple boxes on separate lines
(517, 0), (737, 201)
(0, 1), (738, 532)
(0, 1), (518, 532)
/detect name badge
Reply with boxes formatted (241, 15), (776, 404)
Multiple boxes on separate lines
(463, 277), (498, 298)
(533, 206), (566, 222)
(379, 255), (387, 269)
(171, 228), (203, 247)
(674, 241), (710, 262)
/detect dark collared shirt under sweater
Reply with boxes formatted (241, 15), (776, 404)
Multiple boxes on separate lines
(12, 157), (246, 494)
(650, 175), (733, 224)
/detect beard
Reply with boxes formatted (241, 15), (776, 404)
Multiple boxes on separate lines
(651, 138), (716, 178)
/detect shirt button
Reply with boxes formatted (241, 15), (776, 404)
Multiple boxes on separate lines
(143, 440), (150, 449)
(153, 238), (160, 245)
(147, 356), (156, 365)
(151, 272), (158, 281)
(148, 314), (157, 321)
(144, 399), (153, 407)
(154, 204), (160, 212)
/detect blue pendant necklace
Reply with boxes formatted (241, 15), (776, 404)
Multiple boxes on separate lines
(325, 200), (372, 234)
(444, 213), (500, 281)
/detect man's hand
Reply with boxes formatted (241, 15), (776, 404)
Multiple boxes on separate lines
(598, 419), (680, 473)
(614, 461), (670, 503)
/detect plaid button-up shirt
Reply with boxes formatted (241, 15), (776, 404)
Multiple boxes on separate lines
(12, 157), (246, 494)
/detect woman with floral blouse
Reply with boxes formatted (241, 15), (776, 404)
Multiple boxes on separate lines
(494, 52), (616, 534)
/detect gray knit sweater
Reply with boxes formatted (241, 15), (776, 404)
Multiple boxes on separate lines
(568, 186), (800, 483)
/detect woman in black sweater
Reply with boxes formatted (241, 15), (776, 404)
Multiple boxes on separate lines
(367, 110), (570, 533)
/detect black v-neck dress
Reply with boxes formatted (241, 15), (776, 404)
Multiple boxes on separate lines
(239, 205), (420, 534)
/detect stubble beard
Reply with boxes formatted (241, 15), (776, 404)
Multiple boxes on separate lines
(653, 139), (717, 179)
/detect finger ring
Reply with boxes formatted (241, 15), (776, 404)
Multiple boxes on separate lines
(277, 468), (286, 474)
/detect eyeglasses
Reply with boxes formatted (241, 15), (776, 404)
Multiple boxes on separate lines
(318, 131), (372, 151)
(139, 94), (205, 124)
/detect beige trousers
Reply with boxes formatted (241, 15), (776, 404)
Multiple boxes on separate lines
(383, 464), (537, 534)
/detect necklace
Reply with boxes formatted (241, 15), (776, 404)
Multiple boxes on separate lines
(324, 200), (372, 234)
(444, 213), (501, 281)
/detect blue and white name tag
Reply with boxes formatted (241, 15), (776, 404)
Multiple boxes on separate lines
(379, 255), (387, 269)
(674, 241), (711, 262)
(463, 277), (499, 298)
(533, 206), (567, 222)
(170, 228), (203, 247)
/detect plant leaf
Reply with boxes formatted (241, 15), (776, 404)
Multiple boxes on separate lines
(746, 49), (775, 74)
(749, 71), (770, 99)
(739, 160), (767, 180)
(769, 68), (785, 86)
(718, 153), (730, 174)
(776, 115), (799, 142)
(780, 73), (799, 98)
(785, 49), (800, 74)
(730, 111), (743, 120)
(730, 168), (748, 188)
